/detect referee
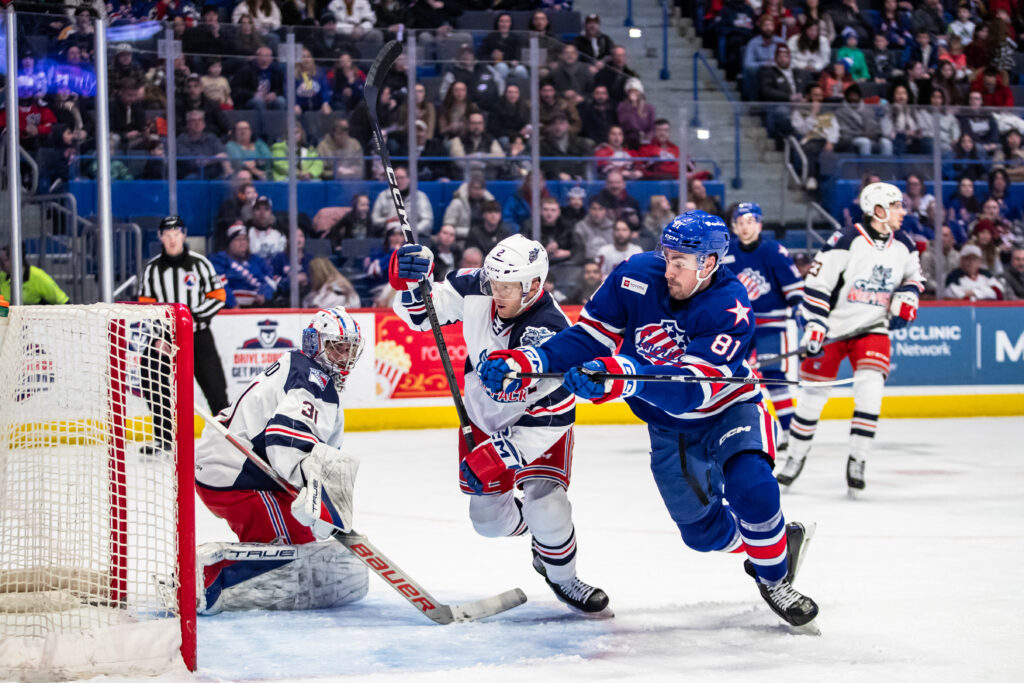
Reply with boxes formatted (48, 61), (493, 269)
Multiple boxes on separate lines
(140, 215), (229, 454)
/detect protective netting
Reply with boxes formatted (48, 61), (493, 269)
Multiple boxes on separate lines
(0, 304), (192, 679)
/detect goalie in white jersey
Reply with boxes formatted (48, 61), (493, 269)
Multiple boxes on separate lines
(193, 307), (368, 613)
(777, 182), (925, 495)
(390, 234), (610, 614)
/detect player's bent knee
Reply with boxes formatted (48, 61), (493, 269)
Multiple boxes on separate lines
(676, 504), (734, 552)
(722, 451), (780, 521)
(521, 480), (572, 536)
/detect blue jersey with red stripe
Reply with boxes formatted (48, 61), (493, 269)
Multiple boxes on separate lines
(539, 251), (763, 432)
(722, 236), (803, 328)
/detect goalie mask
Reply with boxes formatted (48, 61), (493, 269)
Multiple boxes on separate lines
(481, 234), (549, 316)
(302, 307), (365, 392)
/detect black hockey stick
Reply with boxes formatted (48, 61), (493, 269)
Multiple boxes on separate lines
(195, 404), (527, 624)
(513, 371), (855, 388)
(753, 324), (886, 369)
(364, 41), (477, 451)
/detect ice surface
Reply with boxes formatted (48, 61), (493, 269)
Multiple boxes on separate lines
(130, 417), (1024, 681)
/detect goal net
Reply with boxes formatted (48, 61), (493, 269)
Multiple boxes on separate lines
(0, 303), (196, 680)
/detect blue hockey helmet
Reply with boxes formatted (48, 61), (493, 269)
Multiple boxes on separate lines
(658, 210), (730, 270)
(732, 202), (762, 223)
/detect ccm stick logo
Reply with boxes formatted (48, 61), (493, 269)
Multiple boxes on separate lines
(385, 166), (410, 229)
(349, 542), (437, 612)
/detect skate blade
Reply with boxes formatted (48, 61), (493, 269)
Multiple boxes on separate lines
(566, 604), (615, 619)
(790, 619), (821, 636)
(791, 522), (816, 582)
(847, 487), (863, 500)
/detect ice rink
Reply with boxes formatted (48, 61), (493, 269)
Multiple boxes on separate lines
(187, 416), (1023, 682)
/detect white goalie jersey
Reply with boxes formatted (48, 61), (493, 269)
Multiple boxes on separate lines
(801, 224), (925, 338)
(392, 269), (575, 464)
(196, 350), (344, 492)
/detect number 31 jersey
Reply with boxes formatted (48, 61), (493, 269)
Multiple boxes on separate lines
(195, 350), (344, 492)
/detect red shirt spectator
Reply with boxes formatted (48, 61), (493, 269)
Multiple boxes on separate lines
(0, 90), (57, 152)
(638, 119), (680, 180)
(971, 68), (1015, 108)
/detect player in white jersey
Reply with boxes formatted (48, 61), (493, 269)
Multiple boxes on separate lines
(193, 307), (369, 613)
(776, 182), (925, 495)
(389, 234), (610, 614)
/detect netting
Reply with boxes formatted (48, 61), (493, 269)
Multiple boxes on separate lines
(0, 304), (193, 679)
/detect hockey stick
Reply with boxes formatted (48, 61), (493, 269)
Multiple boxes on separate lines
(194, 404), (527, 624)
(364, 40), (477, 452)
(753, 324), (886, 369)
(512, 370), (856, 388)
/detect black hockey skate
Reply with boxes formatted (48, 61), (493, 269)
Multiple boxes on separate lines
(744, 522), (819, 629)
(775, 454), (806, 487)
(531, 550), (610, 615)
(846, 455), (866, 491)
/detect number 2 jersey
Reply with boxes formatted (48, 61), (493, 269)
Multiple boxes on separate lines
(801, 224), (925, 338)
(392, 270), (575, 463)
(538, 251), (763, 432)
(195, 350), (344, 492)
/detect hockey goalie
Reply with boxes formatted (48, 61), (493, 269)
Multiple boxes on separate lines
(194, 307), (368, 614)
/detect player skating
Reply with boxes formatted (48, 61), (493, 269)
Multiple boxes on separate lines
(776, 182), (924, 495)
(194, 307), (368, 613)
(390, 234), (609, 615)
(724, 202), (804, 451)
(477, 212), (818, 629)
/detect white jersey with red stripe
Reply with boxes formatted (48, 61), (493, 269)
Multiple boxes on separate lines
(392, 269), (575, 463)
(537, 252), (764, 431)
(800, 223), (925, 338)
(195, 350), (344, 492)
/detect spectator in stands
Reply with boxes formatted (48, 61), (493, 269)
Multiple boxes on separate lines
(564, 260), (603, 305)
(211, 222), (278, 308)
(597, 170), (640, 221)
(270, 229), (312, 305)
(538, 79), (582, 136)
(0, 244), (69, 305)
(540, 110), (591, 181)
(364, 224), (404, 297)
(551, 44), (593, 107)
(575, 14), (613, 63)
(888, 84), (934, 155)
(958, 91), (1001, 156)
(438, 81), (480, 141)
(481, 12), (527, 81)
(971, 67), (1015, 108)
(186, 7), (226, 59)
(450, 112), (505, 180)
(542, 270), (568, 304)
(575, 196), (614, 260)
(818, 59), (854, 101)
(443, 173), (494, 241)
(176, 109), (231, 179)
(396, 82), (437, 140)
(349, 83), (398, 149)
(303, 257), (361, 309)
(946, 175), (981, 240)
(503, 170), (546, 230)
(326, 52), (366, 115)
(638, 119), (681, 180)
(986, 168), (1022, 219)
(827, 0), (873, 47)
(305, 12), (350, 62)
(931, 60), (961, 105)
(326, 0), (380, 41)
(233, 0), (282, 40)
(395, 119), (452, 182)
(597, 219), (643, 277)
(269, 124), (321, 181)
(110, 43), (143, 86)
(247, 196), (290, 259)
(758, 45), (802, 139)
(973, 198), (1017, 243)
(593, 45), (640, 104)
(742, 14), (785, 101)
(836, 84), (894, 157)
(316, 118), (364, 180)
(231, 46), (286, 138)
(868, 33), (901, 84)
(19, 48), (49, 101)
(836, 27), (870, 81)
(903, 59), (935, 105)
(58, 6), (96, 59)
(325, 193), (373, 251)
(944, 36), (970, 80)
(761, 0), (796, 36)
(226, 119), (272, 180)
(371, 165), (433, 238)
(907, 30), (939, 73)
(797, 0), (836, 45)
(616, 78), (655, 149)
(594, 124), (642, 180)
(227, 13), (266, 56)
(689, 178), (723, 217)
(430, 224), (463, 282)
(39, 124), (78, 190)
(216, 182), (259, 243)
(947, 3), (977, 46)
(499, 134), (531, 181)
(921, 225), (961, 296)
(440, 45), (503, 114)
(47, 45), (97, 98)
(466, 200), (513, 255)
(642, 195), (674, 238)
(903, 174), (936, 227)
(717, 0), (757, 81)
(953, 133), (987, 182)
(1001, 247), (1024, 300)
(178, 74), (230, 138)
(110, 76), (147, 152)
(968, 219), (1005, 276)
(578, 84), (617, 147)
(789, 20), (830, 76)
(201, 59), (233, 110)
(527, 9), (563, 61)
(912, 0), (946, 36)
(534, 197), (583, 276)
(945, 243), (1004, 299)
(562, 185), (588, 226)
(487, 83), (529, 146)
(293, 48), (333, 114)
(874, 0), (912, 50)
(460, 247), (485, 271)
(792, 83), (841, 187)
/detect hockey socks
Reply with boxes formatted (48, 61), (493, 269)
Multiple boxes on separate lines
(724, 452), (788, 585)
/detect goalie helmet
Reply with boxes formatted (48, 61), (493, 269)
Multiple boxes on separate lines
(859, 182), (903, 223)
(302, 307), (365, 392)
(482, 234), (549, 311)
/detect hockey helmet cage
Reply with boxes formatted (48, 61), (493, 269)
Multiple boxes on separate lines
(482, 234), (549, 310)
(302, 307), (365, 391)
(859, 182), (903, 223)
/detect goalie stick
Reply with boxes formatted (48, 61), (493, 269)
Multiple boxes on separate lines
(194, 404), (527, 624)
(363, 41), (477, 452)
(512, 370), (856, 388)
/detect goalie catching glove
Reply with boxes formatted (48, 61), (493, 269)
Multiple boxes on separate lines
(460, 432), (524, 493)
(888, 290), (918, 331)
(290, 443), (359, 540)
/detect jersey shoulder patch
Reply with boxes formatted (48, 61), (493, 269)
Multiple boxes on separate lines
(822, 226), (859, 252)
(446, 267), (486, 297)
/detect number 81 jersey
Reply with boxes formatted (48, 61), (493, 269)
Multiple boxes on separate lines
(540, 252), (763, 431)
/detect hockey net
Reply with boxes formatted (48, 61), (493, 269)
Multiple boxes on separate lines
(0, 303), (196, 680)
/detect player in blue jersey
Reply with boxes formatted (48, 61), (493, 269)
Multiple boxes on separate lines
(476, 211), (819, 628)
(723, 202), (803, 451)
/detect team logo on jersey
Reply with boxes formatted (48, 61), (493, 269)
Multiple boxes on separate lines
(520, 326), (556, 347)
(308, 367), (330, 390)
(634, 320), (690, 366)
(621, 277), (648, 295)
(736, 268), (770, 301)
(848, 264), (894, 308)
(184, 273), (198, 288)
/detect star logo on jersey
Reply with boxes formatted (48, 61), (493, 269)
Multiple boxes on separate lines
(634, 320), (690, 366)
(726, 299), (751, 326)
(736, 268), (770, 301)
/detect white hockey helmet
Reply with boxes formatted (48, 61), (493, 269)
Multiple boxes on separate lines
(859, 182), (904, 223)
(482, 234), (549, 311)
(301, 307), (365, 391)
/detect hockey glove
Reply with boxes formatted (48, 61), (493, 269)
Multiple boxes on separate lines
(477, 347), (547, 397)
(800, 320), (828, 357)
(888, 291), (918, 331)
(388, 244), (434, 290)
(291, 444), (359, 540)
(564, 356), (640, 404)
(460, 433), (523, 494)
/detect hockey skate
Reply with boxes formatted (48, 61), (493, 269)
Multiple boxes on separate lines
(743, 521), (816, 586)
(775, 453), (806, 488)
(846, 455), (866, 497)
(776, 429), (789, 454)
(744, 522), (819, 632)
(531, 550), (611, 617)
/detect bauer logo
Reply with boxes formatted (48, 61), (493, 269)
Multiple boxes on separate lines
(621, 277), (648, 295)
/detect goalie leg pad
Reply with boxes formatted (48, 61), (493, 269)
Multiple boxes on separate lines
(197, 541), (368, 615)
(522, 480), (577, 584)
(468, 491), (528, 537)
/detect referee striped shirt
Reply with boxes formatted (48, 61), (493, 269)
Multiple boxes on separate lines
(140, 247), (227, 330)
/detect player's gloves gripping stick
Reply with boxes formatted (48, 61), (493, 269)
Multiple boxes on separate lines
(563, 356), (639, 404)
(460, 433), (523, 494)
(800, 320), (828, 356)
(291, 443), (359, 540)
(888, 291), (918, 331)
(388, 244), (434, 290)
(477, 347), (547, 396)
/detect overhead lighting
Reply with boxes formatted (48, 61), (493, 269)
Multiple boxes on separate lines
(628, 28), (643, 39)
(696, 129), (710, 140)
